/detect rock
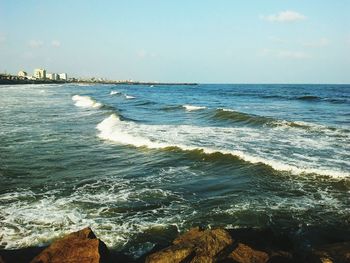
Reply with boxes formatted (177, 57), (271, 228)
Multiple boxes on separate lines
(309, 241), (350, 263)
(30, 227), (109, 263)
(227, 243), (269, 263)
(145, 227), (233, 263)
(0, 256), (6, 263)
(268, 250), (294, 263)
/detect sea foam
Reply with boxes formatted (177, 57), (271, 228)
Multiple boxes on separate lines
(72, 95), (102, 109)
(183, 105), (207, 111)
(96, 114), (349, 179)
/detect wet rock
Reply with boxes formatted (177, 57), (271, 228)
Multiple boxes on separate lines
(309, 241), (350, 263)
(30, 227), (109, 263)
(0, 246), (47, 263)
(226, 243), (269, 263)
(145, 227), (233, 263)
(268, 250), (294, 263)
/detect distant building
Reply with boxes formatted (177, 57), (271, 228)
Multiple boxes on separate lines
(18, 71), (27, 78)
(47, 73), (59, 81)
(59, 73), (67, 80)
(34, 69), (46, 79)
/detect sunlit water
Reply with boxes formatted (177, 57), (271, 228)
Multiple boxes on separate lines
(0, 83), (349, 256)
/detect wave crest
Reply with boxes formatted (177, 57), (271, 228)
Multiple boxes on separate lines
(183, 105), (207, 111)
(96, 114), (349, 178)
(72, 95), (103, 109)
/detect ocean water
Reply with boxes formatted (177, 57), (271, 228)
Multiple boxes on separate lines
(0, 83), (349, 255)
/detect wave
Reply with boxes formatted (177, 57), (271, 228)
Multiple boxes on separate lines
(96, 114), (349, 178)
(324, 98), (349, 104)
(213, 108), (275, 126)
(125, 95), (135, 99)
(212, 108), (350, 136)
(134, 101), (157, 106)
(72, 95), (103, 109)
(0, 180), (186, 252)
(183, 105), (207, 111)
(297, 95), (321, 101)
(110, 90), (121, 95)
(213, 108), (310, 129)
(161, 105), (183, 111)
(258, 94), (348, 105)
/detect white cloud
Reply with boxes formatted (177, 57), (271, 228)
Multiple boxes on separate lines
(303, 38), (329, 47)
(137, 49), (147, 58)
(51, 40), (61, 47)
(346, 37), (350, 46)
(268, 36), (286, 43)
(29, 40), (44, 48)
(278, 50), (309, 59)
(0, 33), (6, 44)
(136, 49), (157, 59)
(261, 10), (306, 23)
(259, 49), (310, 59)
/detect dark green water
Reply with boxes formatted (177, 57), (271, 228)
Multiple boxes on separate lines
(0, 83), (349, 256)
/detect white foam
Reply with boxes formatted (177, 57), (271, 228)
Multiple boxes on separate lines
(0, 176), (189, 251)
(125, 95), (135, 99)
(96, 114), (350, 179)
(72, 95), (102, 109)
(218, 108), (235, 112)
(183, 105), (207, 111)
(110, 90), (121, 95)
(97, 114), (168, 148)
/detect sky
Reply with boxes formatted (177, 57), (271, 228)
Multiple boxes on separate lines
(0, 0), (349, 83)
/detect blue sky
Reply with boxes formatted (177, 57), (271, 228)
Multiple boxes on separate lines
(0, 0), (349, 83)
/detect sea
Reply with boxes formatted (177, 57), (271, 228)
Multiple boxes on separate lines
(0, 83), (349, 256)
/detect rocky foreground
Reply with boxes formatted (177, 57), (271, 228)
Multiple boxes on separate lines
(0, 227), (349, 263)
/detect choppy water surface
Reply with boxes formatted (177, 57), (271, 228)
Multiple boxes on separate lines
(0, 83), (349, 255)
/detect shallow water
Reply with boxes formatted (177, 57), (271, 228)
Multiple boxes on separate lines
(0, 83), (349, 255)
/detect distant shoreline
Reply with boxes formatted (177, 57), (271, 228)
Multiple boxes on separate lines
(0, 78), (198, 86)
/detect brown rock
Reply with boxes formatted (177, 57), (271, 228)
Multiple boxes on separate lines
(0, 256), (6, 263)
(144, 246), (194, 263)
(146, 228), (233, 263)
(310, 241), (350, 263)
(30, 227), (109, 263)
(227, 243), (269, 263)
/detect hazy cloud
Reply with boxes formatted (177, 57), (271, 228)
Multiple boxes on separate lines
(260, 49), (310, 59)
(346, 37), (350, 46)
(303, 38), (330, 47)
(137, 49), (147, 59)
(268, 36), (286, 43)
(136, 49), (157, 59)
(261, 10), (306, 23)
(51, 40), (61, 47)
(0, 33), (6, 44)
(29, 40), (44, 48)
(278, 50), (309, 59)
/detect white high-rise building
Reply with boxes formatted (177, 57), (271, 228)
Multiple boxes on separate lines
(34, 69), (46, 79)
(47, 73), (59, 80)
(59, 73), (67, 80)
(18, 71), (27, 78)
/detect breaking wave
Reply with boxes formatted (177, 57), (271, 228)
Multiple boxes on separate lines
(96, 114), (349, 178)
(72, 95), (103, 109)
(182, 105), (207, 111)
(110, 90), (121, 95)
(212, 108), (349, 135)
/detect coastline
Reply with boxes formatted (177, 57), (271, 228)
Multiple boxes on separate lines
(0, 78), (197, 86)
(1, 226), (349, 263)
